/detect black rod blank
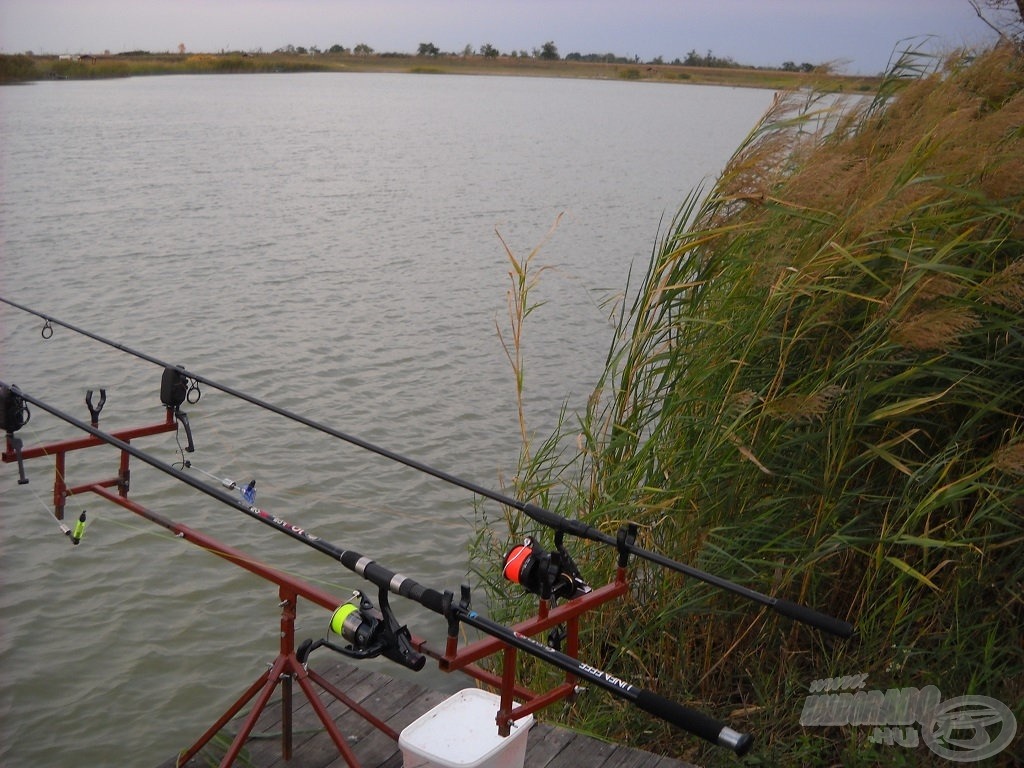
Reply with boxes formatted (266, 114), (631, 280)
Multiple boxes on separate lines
(0, 297), (852, 638)
(2, 382), (752, 755)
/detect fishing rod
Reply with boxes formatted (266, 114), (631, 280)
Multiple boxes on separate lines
(0, 296), (853, 638)
(1, 381), (754, 755)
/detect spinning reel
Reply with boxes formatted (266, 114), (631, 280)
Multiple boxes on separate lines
(503, 532), (591, 602)
(298, 587), (425, 671)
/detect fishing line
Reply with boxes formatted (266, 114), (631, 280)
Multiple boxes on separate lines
(170, 422), (191, 470)
(0, 296), (529, 504)
(0, 298), (853, 638)
(184, 453), (473, 535)
(2, 382), (754, 754)
(2, 397), (356, 594)
(156, 375), (467, 532)
(29, 460), (361, 598)
(18, 473), (77, 539)
(13, 418), (91, 543)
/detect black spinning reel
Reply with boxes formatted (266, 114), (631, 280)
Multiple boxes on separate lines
(298, 587), (424, 671)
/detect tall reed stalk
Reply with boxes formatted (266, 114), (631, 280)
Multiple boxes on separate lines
(479, 43), (1024, 766)
(495, 215), (562, 466)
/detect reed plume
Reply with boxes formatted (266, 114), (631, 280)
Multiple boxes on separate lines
(481, 42), (1024, 766)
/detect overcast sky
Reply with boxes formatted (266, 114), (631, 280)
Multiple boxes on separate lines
(0, 0), (1000, 75)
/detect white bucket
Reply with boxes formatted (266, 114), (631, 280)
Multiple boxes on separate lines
(399, 688), (534, 768)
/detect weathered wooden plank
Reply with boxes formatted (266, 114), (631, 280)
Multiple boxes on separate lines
(328, 683), (448, 768)
(155, 660), (697, 768)
(522, 723), (579, 767)
(542, 734), (619, 768)
(256, 663), (383, 766)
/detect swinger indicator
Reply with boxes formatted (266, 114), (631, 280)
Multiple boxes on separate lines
(221, 477), (256, 505)
(64, 510), (87, 545)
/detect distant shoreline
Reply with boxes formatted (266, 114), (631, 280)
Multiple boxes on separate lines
(1, 51), (883, 92)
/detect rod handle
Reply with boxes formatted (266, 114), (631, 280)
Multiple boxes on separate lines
(634, 690), (753, 755)
(772, 598), (853, 638)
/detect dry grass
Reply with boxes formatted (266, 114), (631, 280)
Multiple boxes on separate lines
(480, 42), (1024, 766)
(1, 51), (884, 92)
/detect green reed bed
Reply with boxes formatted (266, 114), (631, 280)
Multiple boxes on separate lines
(476, 44), (1023, 766)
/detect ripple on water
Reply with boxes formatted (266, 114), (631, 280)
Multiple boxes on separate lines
(0, 73), (773, 767)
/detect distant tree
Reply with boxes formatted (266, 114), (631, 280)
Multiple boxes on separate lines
(538, 41), (559, 60)
(353, 43), (374, 55)
(178, 43), (186, 55)
(782, 60), (797, 71)
(969, 0), (1024, 41)
(480, 43), (499, 58)
(681, 47), (738, 68)
(417, 42), (440, 56)
(564, 52), (626, 63)
(462, 44), (474, 57)
(328, 44), (346, 54)
(800, 62), (815, 72)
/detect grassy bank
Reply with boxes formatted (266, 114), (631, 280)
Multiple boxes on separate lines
(480, 43), (1023, 766)
(0, 50), (881, 92)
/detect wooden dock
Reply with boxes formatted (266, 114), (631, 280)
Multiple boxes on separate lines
(156, 659), (697, 768)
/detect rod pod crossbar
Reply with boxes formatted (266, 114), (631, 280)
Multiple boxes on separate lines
(0, 297), (853, 638)
(0, 395), (394, 767)
(3, 382), (753, 755)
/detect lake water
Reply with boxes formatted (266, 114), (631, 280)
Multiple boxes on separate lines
(0, 72), (772, 767)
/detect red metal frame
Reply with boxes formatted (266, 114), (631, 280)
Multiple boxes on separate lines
(82, 484), (390, 768)
(418, 577), (630, 735)
(3, 406), (179, 520)
(4, 407), (638, 763)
